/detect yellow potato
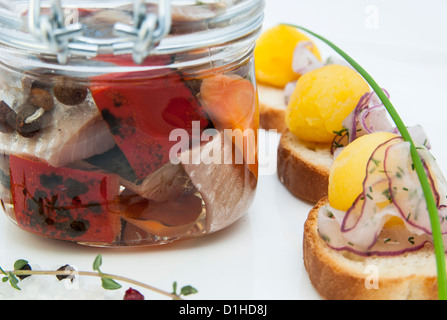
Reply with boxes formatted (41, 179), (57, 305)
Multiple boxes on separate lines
(328, 131), (398, 211)
(286, 64), (370, 143)
(254, 25), (321, 88)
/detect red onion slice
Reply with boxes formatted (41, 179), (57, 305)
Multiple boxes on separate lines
(318, 203), (431, 256)
(291, 41), (324, 75)
(407, 125), (431, 150)
(359, 105), (395, 134)
(335, 90), (431, 155)
(340, 137), (404, 249)
(341, 91), (373, 144)
(284, 81), (297, 106)
(385, 142), (447, 235)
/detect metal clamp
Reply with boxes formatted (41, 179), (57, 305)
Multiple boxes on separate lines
(28, 0), (172, 64)
(113, 0), (172, 64)
(28, 0), (83, 64)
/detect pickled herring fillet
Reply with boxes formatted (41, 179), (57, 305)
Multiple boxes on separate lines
(85, 144), (195, 202)
(0, 91), (115, 167)
(120, 161), (195, 202)
(178, 131), (257, 233)
(318, 138), (447, 256)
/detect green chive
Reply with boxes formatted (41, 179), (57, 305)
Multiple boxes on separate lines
(333, 128), (348, 136)
(371, 158), (380, 166)
(284, 24), (447, 300)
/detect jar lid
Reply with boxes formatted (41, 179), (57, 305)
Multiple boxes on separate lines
(0, 0), (264, 64)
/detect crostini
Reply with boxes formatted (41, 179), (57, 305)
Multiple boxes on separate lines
(277, 64), (370, 203)
(304, 132), (447, 300)
(254, 25), (322, 133)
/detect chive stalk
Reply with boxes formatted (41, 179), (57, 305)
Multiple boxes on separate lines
(284, 24), (447, 299)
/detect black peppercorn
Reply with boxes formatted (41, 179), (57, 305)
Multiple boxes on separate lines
(56, 264), (76, 282)
(0, 101), (16, 133)
(16, 263), (32, 280)
(53, 79), (88, 105)
(28, 87), (54, 111)
(13, 103), (44, 138)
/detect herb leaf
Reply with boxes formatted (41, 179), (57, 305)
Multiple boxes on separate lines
(13, 259), (29, 271)
(8, 272), (20, 290)
(93, 254), (102, 272)
(1, 257), (196, 299)
(93, 255), (122, 290)
(101, 278), (122, 290)
(180, 285), (198, 296)
(172, 281), (178, 295)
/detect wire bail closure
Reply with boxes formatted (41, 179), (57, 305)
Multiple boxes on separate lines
(28, 0), (172, 64)
(114, 0), (172, 64)
(28, 0), (83, 64)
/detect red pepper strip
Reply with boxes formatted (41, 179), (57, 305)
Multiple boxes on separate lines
(90, 56), (210, 180)
(9, 155), (121, 244)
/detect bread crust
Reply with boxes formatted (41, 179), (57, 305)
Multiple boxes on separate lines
(257, 84), (288, 133)
(303, 198), (440, 300)
(259, 102), (287, 133)
(277, 130), (331, 203)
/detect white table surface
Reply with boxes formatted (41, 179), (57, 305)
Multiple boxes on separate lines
(1, 0), (447, 300)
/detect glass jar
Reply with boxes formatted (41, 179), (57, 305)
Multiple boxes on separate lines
(0, 0), (263, 246)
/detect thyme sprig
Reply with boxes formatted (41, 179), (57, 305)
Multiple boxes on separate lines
(0, 254), (198, 300)
(284, 24), (447, 300)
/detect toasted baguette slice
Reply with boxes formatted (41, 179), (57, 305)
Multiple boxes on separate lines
(258, 83), (288, 133)
(304, 197), (441, 300)
(277, 129), (333, 203)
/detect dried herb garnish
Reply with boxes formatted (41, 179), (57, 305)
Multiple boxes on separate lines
(0, 254), (198, 300)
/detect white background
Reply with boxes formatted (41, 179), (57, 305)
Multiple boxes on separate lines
(1, 0), (447, 300)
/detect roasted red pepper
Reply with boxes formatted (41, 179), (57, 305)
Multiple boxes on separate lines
(90, 56), (211, 181)
(9, 155), (121, 243)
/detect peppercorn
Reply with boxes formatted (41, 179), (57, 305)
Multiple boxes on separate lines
(28, 87), (54, 111)
(56, 264), (76, 282)
(16, 263), (32, 280)
(22, 76), (53, 92)
(0, 101), (16, 133)
(13, 103), (44, 138)
(53, 78), (88, 105)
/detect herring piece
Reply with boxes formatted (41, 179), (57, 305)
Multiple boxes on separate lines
(178, 131), (257, 233)
(319, 138), (447, 256)
(0, 90), (115, 167)
(121, 161), (195, 202)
